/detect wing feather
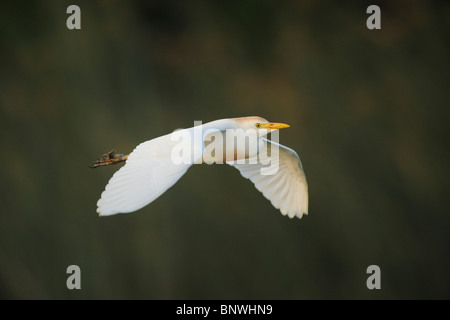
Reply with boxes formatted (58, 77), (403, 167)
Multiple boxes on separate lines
(229, 138), (308, 219)
(97, 129), (197, 216)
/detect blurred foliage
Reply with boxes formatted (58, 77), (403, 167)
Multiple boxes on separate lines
(0, 0), (449, 299)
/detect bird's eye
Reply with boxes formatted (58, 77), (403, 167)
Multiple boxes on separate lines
(256, 123), (261, 128)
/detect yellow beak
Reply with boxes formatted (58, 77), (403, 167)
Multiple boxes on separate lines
(260, 122), (290, 129)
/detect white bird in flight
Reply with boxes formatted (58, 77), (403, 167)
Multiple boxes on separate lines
(92, 116), (308, 219)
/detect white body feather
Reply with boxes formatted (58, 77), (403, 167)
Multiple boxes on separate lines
(97, 118), (308, 219)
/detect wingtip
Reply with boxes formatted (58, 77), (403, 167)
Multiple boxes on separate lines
(295, 211), (308, 219)
(97, 206), (105, 217)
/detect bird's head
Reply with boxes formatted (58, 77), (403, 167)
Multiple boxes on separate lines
(233, 116), (290, 135)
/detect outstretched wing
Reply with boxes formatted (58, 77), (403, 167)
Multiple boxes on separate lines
(97, 129), (199, 216)
(229, 138), (308, 219)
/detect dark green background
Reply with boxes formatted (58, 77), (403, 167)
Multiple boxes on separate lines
(0, 1), (449, 299)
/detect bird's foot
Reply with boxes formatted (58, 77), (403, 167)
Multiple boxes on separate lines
(90, 150), (128, 168)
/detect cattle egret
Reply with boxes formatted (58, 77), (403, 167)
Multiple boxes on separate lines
(93, 116), (308, 219)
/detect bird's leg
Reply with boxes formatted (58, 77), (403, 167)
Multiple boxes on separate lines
(89, 150), (129, 168)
